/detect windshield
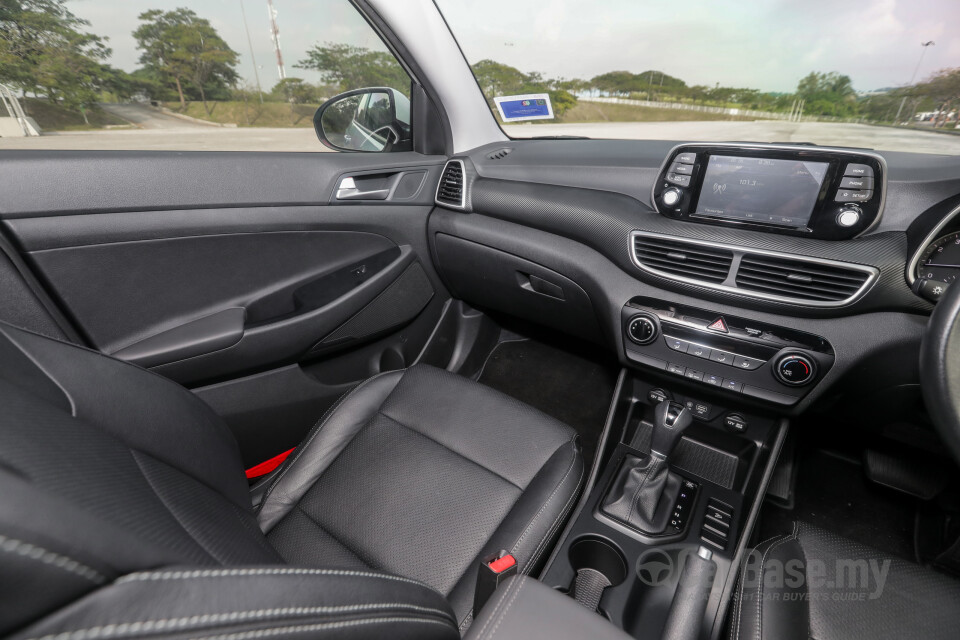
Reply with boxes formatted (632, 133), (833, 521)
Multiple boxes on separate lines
(436, 0), (960, 155)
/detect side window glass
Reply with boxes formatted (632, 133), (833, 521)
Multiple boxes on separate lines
(0, 0), (410, 152)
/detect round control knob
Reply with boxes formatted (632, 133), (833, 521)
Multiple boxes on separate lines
(837, 207), (861, 228)
(773, 353), (816, 386)
(661, 188), (682, 207)
(626, 313), (660, 346)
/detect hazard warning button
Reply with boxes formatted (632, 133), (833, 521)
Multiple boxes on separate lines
(707, 317), (728, 333)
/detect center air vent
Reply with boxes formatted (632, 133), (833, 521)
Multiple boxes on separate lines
(435, 160), (465, 208)
(633, 235), (734, 284)
(735, 253), (873, 303)
(630, 231), (878, 307)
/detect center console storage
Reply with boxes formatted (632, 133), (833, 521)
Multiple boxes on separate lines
(539, 368), (787, 640)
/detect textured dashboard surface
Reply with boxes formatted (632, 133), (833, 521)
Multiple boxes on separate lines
(465, 140), (960, 234)
(468, 176), (931, 316)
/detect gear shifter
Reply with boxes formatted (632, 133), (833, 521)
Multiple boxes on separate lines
(651, 400), (693, 460)
(600, 401), (692, 533)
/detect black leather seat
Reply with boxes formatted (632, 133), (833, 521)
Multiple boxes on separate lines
(0, 321), (582, 638)
(729, 521), (960, 640)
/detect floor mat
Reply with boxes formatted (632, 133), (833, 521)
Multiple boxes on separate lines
(759, 449), (918, 560)
(477, 339), (618, 467)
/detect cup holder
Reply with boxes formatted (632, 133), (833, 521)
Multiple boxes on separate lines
(568, 535), (628, 588)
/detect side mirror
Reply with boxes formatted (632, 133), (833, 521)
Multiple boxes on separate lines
(313, 87), (412, 152)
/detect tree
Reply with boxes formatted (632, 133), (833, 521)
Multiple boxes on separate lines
(796, 71), (858, 117)
(0, 0), (116, 121)
(294, 43), (409, 94)
(470, 59), (577, 118)
(133, 8), (239, 111)
(915, 68), (960, 128)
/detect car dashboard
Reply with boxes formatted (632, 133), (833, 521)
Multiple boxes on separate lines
(428, 139), (960, 417)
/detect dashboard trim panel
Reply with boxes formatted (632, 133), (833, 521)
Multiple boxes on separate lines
(629, 230), (880, 308)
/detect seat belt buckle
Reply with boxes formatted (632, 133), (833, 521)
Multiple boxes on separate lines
(474, 550), (517, 614)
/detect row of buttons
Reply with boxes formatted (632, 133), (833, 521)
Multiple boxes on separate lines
(700, 498), (734, 550)
(665, 152), (696, 187)
(664, 335), (765, 370)
(666, 362), (744, 392)
(835, 163), (875, 203)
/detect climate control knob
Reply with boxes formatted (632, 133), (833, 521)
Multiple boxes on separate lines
(773, 353), (816, 386)
(661, 187), (682, 207)
(626, 313), (660, 346)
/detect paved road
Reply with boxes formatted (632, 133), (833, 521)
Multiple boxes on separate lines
(2, 118), (958, 155)
(503, 121), (960, 155)
(98, 103), (216, 129)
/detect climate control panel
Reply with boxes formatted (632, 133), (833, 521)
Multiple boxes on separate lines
(621, 297), (834, 406)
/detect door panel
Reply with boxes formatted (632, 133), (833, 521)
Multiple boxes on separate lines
(0, 150), (449, 462)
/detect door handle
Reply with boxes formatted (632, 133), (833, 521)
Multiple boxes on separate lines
(336, 176), (390, 200)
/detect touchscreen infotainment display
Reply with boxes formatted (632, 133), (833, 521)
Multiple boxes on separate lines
(695, 155), (829, 228)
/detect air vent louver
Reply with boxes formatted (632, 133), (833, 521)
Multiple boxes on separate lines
(735, 253), (871, 302)
(488, 148), (513, 160)
(435, 160), (465, 208)
(633, 236), (734, 284)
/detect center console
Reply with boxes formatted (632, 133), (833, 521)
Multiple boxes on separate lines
(652, 143), (885, 239)
(539, 368), (787, 640)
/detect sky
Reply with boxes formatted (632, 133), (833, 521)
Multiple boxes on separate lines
(69, 0), (960, 94)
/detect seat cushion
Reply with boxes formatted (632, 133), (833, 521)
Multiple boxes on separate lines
(257, 364), (584, 629)
(729, 521), (960, 640)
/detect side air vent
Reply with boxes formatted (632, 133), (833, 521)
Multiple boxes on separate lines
(633, 235), (734, 284)
(487, 148), (513, 160)
(735, 253), (873, 303)
(435, 160), (465, 208)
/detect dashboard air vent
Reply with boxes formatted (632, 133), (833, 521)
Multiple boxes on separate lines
(487, 148), (513, 160)
(735, 253), (872, 303)
(633, 235), (734, 284)
(435, 160), (465, 208)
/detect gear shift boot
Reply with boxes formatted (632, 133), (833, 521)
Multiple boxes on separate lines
(601, 454), (682, 533)
(601, 401), (691, 534)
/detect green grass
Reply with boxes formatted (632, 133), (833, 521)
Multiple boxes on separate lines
(556, 101), (755, 123)
(20, 98), (128, 131)
(163, 101), (321, 127)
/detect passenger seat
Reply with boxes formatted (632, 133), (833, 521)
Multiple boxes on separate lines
(0, 321), (582, 638)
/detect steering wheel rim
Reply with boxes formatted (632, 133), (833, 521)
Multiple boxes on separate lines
(920, 280), (960, 464)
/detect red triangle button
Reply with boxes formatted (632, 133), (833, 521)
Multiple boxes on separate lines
(707, 317), (728, 333)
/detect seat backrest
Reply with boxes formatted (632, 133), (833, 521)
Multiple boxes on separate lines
(0, 322), (279, 634)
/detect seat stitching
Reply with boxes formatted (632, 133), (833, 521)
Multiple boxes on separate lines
(191, 617), (455, 640)
(733, 533), (784, 640)
(484, 576), (527, 640)
(510, 439), (578, 553)
(522, 462), (584, 573)
(520, 446), (584, 574)
(24, 605), (454, 640)
(257, 371), (398, 515)
(290, 504), (378, 571)
(471, 573), (525, 640)
(117, 567), (427, 588)
(757, 532), (796, 640)
(383, 413), (524, 491)
(0, 534), (106, 584)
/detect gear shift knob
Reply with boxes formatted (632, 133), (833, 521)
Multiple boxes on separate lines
(651, 401), (692, 460)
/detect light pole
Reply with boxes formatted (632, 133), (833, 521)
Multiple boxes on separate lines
(894, 41), (935, 124)
(239, 0), (264, 103)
